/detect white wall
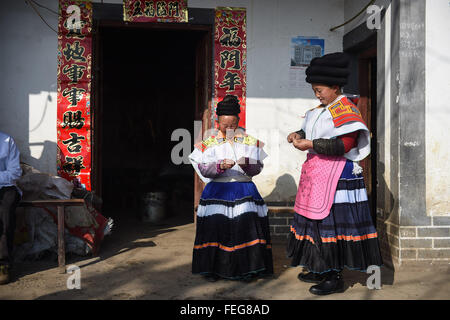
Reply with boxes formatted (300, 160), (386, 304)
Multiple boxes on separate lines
(2, 0), (345, 201)
(425, 0), (450, 217)
(0, 0), (58, 174)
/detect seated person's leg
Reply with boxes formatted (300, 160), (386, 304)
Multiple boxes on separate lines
(0, 187), (20, 284)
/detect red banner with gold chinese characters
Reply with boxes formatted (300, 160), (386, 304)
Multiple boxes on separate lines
(123, 0), (188, 23)
(57, 0), (92, 190)
(214, 7), (247, 129)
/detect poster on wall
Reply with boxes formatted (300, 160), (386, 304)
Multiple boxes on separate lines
(123, 0), (188, 23)
(289, 36), (324, 91)
(290, 36), (324, 67)
(57, 0), (93, 190)
(213, 7), (247, 129)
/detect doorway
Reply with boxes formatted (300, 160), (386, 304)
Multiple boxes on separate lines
(357, 48), (377, 225)
(92, 23), (212, 223)
(345, 36), (378, 225)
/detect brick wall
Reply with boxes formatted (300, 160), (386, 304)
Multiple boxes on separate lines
(399, 217), (450, 263)
(267, 206), (294, 242)
(376, 212), (450, 268)
(376, 216), (399, 268)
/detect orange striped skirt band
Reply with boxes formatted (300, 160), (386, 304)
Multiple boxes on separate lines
(290, 226), (378, 245)
(194, 239), (272, 252)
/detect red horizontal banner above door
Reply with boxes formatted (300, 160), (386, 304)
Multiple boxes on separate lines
(123, 0), (188, 23)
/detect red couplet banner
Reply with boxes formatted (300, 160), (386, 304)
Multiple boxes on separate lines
(57, 0), (93, 190)
(123, 0), (188, 23)
(214, 7), (247, 129)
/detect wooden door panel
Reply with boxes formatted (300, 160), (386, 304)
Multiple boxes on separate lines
(357, 51), (374, 198)
(193, 29), (213, 222)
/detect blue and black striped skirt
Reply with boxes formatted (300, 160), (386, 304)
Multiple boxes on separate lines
(193, 181), (274, 279)
(287, 160), (383, 273)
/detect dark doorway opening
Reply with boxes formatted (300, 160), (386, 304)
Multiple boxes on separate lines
(360, 52), (377, 226)
(344, 35), (377, 226)
(94, 25), (210, 224)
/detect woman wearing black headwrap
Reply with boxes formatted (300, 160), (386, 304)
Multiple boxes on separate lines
(286, 52), (383, 295)
(188, 95), (273, 282)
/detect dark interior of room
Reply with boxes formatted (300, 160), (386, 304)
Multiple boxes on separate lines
(99, 26), (201, 222)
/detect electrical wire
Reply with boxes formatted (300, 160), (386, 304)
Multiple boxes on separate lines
(29, 0), (58, 15)
(24, 0), (58, 34)
(329, 0), (376, 32)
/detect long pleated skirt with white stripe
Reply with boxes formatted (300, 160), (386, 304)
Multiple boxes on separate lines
(193, 181), (274, 279)
(287, 160), (383, 274)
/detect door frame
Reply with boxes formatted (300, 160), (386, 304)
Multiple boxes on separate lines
(357, 46), (377, 224)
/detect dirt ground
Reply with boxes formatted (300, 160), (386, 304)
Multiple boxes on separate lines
(0, 213), (449, 300)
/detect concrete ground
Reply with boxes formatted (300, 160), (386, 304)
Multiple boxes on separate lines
(0, 213), (449, 300)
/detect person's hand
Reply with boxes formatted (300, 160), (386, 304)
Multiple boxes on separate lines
(287, 132), (301, 143)
(220, 159), (235, 170)
(292, 139), (313, 151)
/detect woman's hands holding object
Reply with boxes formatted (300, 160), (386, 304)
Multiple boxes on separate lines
(287, 132), (313, 151)
(220, 159), (236, 170)
(287, 132), (301, 143)
(292, 139), (313, 151)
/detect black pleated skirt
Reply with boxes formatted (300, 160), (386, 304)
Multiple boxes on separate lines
(287, 160), (383, 274)
(192, 181), (274, 279)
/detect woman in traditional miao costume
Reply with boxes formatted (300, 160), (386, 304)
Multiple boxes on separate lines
(286, 52), (383, 295)
(189, 95), (273, 282)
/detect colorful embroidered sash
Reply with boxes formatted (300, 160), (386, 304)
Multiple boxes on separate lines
(294, 153), (347, 220)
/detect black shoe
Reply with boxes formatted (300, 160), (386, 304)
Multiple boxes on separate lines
(203, 274), (219, 282)
(297, 272), (325, 284)
(309, 271), (345, 295)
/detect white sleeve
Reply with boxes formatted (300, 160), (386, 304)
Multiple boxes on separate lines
(188, 148), (212, 184)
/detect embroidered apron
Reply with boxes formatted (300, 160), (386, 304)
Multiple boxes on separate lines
(294, 153), (347, 220)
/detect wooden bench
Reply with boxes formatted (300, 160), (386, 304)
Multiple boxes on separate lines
(18, 199), (85, 273)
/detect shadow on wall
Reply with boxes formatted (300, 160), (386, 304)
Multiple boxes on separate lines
(263, 173), (298, 205)
(20, 140), (57, 175)
(375, 161), (396, 282)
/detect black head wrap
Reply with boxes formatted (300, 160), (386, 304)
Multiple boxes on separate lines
(216, 95), (241, 116)
(305, 52), (350, 86)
